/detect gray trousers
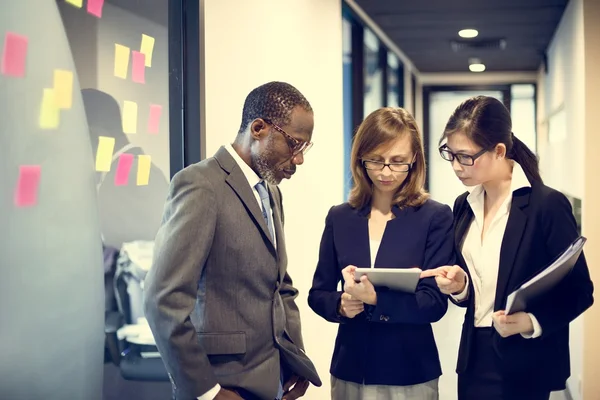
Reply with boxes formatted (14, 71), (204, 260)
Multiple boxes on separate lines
(331, 376), (439, 400)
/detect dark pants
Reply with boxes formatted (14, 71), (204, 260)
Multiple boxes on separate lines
(458, 328), (551, 400)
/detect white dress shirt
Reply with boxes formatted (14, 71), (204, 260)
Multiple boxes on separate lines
(452, 162), (542, 339)
(369, 239), (381, 268)
(197, 144), (276, 400)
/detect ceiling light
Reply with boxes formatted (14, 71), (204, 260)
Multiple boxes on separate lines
(468, 58), (485, 72)
(469, 63), (486, 72)
(459, 29), (479, 38)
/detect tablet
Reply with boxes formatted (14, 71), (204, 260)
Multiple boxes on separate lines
(354, 268), (422, 293)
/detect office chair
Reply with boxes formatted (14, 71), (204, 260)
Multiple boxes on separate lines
(104, 243), (169, 381)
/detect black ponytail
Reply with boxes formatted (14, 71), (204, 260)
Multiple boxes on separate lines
(509, 133), (542, 184)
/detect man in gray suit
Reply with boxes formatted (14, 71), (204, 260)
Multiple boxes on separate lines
(144, 82), (321, 400)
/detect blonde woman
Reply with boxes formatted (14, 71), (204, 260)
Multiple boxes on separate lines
(308, 107), (453, 400)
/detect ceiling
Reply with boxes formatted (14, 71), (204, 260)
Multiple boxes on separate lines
(354, 0), (569, 73)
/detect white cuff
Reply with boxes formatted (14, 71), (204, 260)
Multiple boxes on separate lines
(521, 313), (543, 339)
(197, 384), (221, 400)
(450, 274), (469, 302)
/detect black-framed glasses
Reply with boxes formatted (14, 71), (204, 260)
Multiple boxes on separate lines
(439, 145), (489, 166)
(362, 159), (413, 172)
(262, 118), (313, 156)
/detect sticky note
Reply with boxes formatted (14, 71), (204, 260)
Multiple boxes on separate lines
(14, 165), (41, 207)
(131, 51), (146, 84)
(53, 69), (74, 109)
(140, 34), (155, 67)
(115, 153), (134, 186)
(39, 89), (60, 130)
(114, 44), (130, 79)
(1, 32), (28, 78)
(122, 101), (138, 134)
(148, 104), (162, 134)
(95, 136), (115, 172)
(65, 0), (83, 8)
(137, 155), (151, 186)
(87, 0), (105, 18)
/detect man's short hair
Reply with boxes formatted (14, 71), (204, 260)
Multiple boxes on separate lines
(238, 82), (312, 134)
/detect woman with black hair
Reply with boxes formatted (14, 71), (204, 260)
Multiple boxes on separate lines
(422, 96), (594, 399)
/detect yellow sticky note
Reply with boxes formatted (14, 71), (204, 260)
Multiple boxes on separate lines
(114, 44), (130, 79)
(140, 34), (155, 67)
(96, 136), (115, 172)
(39, 88), (60, 129)
(137, 155), (151, 186)
(53, 69), (74, 109)
(122, 101), (138, 134)
(65, 0), (83, 7)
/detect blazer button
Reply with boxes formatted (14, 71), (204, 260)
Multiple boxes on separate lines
(380, 315), (389, 322)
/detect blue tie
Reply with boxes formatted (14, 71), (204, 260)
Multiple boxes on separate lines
(255, 181), (275, 241)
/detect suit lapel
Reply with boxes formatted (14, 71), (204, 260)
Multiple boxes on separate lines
(494, 188), (530, 310)
(455, 197), (473, 254)
(215, 147), (276, 251)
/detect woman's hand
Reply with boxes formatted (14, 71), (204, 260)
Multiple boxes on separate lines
(420, 265), (467, 295)
(338, 292), (364, 318)
(492, 310), (534, 338)
(341, 265), (377, 305)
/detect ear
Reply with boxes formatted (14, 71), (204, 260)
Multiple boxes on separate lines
(249, 118), (269, 141)
(495, 143), (507, 159)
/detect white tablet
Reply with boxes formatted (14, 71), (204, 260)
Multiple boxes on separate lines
(354, 268), (422, 293)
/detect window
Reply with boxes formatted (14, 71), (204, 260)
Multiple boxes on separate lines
(387, 53), (402, 107)
(363, 28), (383, 117)
(510, 84), (537, 152)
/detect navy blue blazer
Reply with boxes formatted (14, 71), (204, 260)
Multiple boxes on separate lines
(308, 199), (455, 386)
(451, 182), (594, 391)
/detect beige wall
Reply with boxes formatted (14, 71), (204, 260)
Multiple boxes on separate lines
(202, 1), (344, 397)
(582, 0), (600, 398)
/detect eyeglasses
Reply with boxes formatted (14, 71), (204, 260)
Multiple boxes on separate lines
(262, 118), (313, 157)
(362, 159), (413, 172)
(439, 145), (488, 166)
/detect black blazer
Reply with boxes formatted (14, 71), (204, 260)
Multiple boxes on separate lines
(308, 199), (455, 386)
(452, 182), (594, 391)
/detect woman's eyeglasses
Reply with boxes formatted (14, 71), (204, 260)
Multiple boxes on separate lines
(439, 145), (488, 166)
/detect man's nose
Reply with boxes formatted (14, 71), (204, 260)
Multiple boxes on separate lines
(291, 152), (304, 165)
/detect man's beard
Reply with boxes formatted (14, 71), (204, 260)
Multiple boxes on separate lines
(251, 141), (281, 185)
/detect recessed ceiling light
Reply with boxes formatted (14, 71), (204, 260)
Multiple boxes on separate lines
(459, 29), (479, 38)
(469, 63), (486, 72)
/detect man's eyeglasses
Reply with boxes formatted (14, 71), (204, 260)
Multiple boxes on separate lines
(262, 118), (313, 157)
(362, 159), (413, 172)
(439, 145), (488, 166)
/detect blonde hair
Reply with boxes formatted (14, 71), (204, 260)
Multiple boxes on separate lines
(348, 107), (429, 209)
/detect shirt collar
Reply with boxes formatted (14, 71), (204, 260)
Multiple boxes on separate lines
(224, 144), (262, 189)
(466, 161), (531, 206)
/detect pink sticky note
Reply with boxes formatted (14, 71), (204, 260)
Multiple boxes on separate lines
(87, 0), (105, 18)
(131, 51), (146, 84)
(148, 104), (162, 134)
(14, 165), (41, 207)
(1, 32), (28, 78)
(115, 153), (134, 186)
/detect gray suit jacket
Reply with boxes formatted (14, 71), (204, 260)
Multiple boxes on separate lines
(144, 146), (321, 400)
